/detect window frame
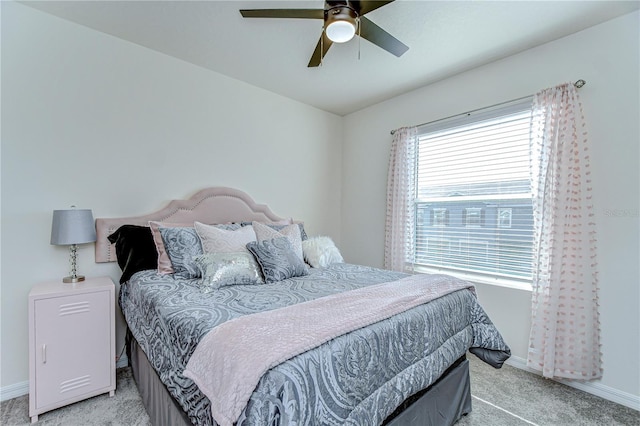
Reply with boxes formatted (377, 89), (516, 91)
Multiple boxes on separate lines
(410, 97), (534, 291)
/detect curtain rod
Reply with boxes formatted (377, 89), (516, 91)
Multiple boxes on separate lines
(390, 79), (586, 135)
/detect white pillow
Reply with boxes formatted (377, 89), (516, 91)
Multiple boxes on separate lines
(194, 222), (256, 253)
(302, 236), (344, 268)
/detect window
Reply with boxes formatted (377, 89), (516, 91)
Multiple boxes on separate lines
(431, 208), (449, 226)
(497, 208), (512, 229)
(413, 98), (533, 283)
(463, 208), (484, 228)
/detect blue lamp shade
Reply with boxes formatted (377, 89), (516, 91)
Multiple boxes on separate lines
(50, 209), (96, 246)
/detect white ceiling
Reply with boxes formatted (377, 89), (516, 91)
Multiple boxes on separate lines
(21, 1), (640, 115)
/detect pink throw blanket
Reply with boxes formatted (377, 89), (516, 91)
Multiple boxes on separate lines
(183, 273), (474, 426)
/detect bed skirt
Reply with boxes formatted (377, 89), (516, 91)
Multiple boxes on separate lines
(384, 356), (472, 426)
(127, 333), (472, 426)
(128, 333), (193, 426)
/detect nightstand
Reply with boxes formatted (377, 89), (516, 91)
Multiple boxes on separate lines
(28, 276), (116, 423)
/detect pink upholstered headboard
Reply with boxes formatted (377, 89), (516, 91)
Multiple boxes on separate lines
(95, 187), (286, 263)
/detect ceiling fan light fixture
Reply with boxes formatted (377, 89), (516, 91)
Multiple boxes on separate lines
(325, 7), (358, 43)
(326, 20), (355, 43)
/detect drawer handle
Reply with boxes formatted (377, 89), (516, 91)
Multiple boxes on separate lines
(42, 344), (46, 364)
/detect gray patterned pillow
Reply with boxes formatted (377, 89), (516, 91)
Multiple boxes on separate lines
(252, 221), (304, 262)
(246, 237), (308, 283)
(158, 227), (203, 278)
(194, 252), (264, 292)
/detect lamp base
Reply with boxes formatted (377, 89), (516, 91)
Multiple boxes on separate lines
(63, 275), (85, 283)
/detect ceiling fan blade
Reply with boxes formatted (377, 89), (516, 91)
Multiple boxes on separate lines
(352, 1), (395, 16)
(240, 9), (324, 19)
(308, 32), (334, 67)
(359, 16), (408, 57)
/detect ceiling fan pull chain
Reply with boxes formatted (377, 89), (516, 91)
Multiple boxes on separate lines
(357, 17), (361, 60)
(321, 27), (324, 67)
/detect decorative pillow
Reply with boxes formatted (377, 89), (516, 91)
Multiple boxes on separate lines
(107, 225), (158, 284)
(194, 222), (257, 253)
(241, 221), (308, 241)
(158, 227), (203, 278)
(194, 252), (264, 292)
(246, 237), (308, 283)
(294, 223), (308, 241)
(253, 219), (293, 226)
(302, 236), (344, 268)
(252, 221), (304, 261)
(149, 221), (190, 275)
(150, 221), (240, 274)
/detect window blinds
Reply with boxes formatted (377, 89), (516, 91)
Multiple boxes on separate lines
(414, 98), (533, 281)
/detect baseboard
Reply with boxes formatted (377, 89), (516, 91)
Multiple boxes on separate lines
(506, 356), (640, 411)
(0, 380), (28, 402)
(1, 355), (130, 402)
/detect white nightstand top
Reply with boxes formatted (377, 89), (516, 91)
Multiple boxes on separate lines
(29, 276), (114, 298)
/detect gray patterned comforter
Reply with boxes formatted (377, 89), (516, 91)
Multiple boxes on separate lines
(119, 263), (510, 426)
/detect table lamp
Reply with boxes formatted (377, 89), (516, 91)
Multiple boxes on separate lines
(50, 208), (96, 283)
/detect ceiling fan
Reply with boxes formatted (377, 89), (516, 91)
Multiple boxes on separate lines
(239, 1), (409, 67)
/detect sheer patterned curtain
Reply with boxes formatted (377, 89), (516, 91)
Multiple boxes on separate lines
(528, 83), (602, 379)
(384, 127), (418, 272)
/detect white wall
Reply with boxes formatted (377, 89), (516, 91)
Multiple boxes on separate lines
(2, 0), (638, 409)
(342, 11), (639, 405)
(1, 2), (342, 390)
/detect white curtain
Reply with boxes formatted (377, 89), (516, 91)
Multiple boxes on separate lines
(384, 127), (418, 272)
(527, 83), (602, 380)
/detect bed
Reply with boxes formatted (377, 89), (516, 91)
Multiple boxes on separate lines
(95, 187), (510, 426)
